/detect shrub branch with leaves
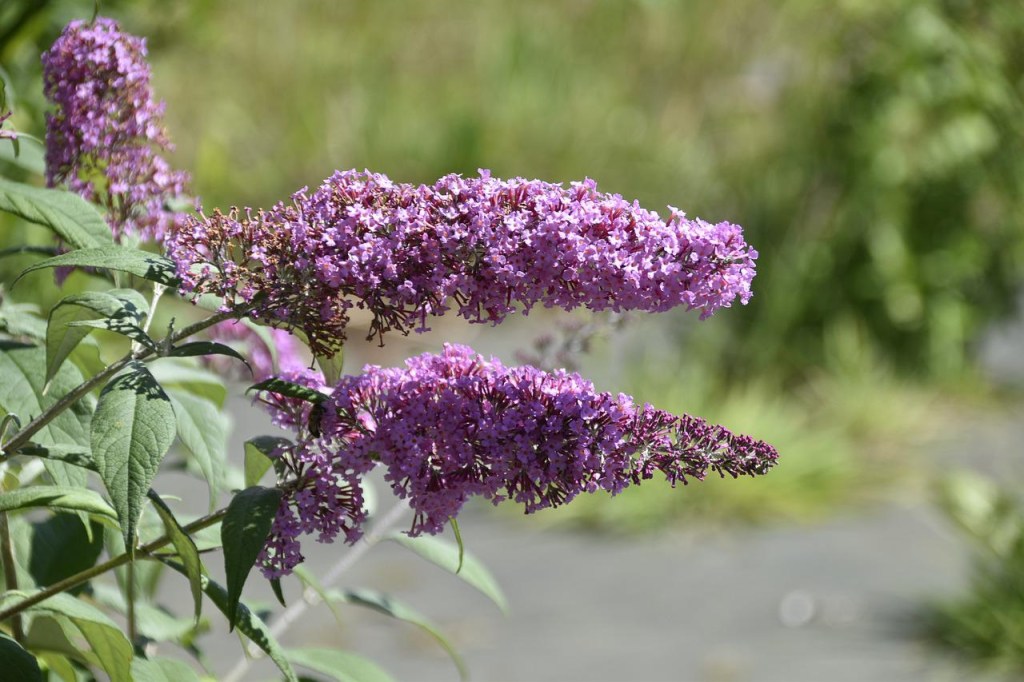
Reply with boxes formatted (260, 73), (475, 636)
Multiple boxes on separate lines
(0, 14), (778, 681)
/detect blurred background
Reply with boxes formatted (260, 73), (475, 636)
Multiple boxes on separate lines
(2, 1), (1024, 680)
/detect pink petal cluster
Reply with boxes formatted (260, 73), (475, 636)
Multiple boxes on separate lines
(168, 170), (758, 356)
(257, 344), (778, 577)
(42, 17), (191, 242)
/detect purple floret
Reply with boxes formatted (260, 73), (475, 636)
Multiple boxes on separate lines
(42, 17), (191, 242)
(256, 344), (778, 577)
(168, 170), (758, 356)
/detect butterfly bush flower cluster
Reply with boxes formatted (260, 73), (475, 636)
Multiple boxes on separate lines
(42, 17), (191, 242)
(257, 344), (778, 577)
(168, 169), (758, 355)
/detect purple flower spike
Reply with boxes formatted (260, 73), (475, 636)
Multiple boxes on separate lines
(257, 344), (778, 577)
(42, 17), (191, 242)
(169, 170), (758, 356)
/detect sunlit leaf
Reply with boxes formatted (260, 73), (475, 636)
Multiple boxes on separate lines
(91, 361), (176, 551)
(390, 534), (508, 614)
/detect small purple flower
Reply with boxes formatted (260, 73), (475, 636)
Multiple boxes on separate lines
(169, 170), (758, 356)
(257, 344), (778, 577)
(42, 17), (191, 242)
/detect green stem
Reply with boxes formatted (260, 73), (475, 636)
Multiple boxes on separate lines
(0, 512), (24, 643)
(126, 559), (136, 643)
(1, 305), (248, 457)
(0, 507), (227, 623)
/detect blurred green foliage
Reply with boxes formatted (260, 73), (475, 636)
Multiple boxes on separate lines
(927, 473), (1024, 674)
(3, 0), (1023, 383)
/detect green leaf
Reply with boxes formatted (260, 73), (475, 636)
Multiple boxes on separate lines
(0, 134), (45, 176)
(0, 341), (99, 535)
(37, 653), (79, 682)
(19, 445), (99, 537)
(270, 577), (287, 607)
(166, 388), (229, 509)
(90, 582), (198, 642)
(0, 299), (45, 339)
(90, 361), (176, 552)
(244, 436), (290, 487)
(148, 492), (205, 623)
(0, 177), (112, 249)
(149, 360), (228, 408)
(46, 290), (150, 384)
(248, 378), (327, 404)
(0, 343), (94, 448)
(16, 246), (179, 287)
(19, 442), (96, 471)
(222, 486), (283, 628)
(329, 588), (467, 680)
(131, 657), (202, 682)
(288, 648), (395, 682)
(24, 514), (105, 590)
(0, 485), (116, 521)
(161, 560), (299, 682)
(169, 341), (253, 375)
(450, 517), (464, 574)
(3, 591), (133, 682)
(292, 565), (344, 626)
(390, 534), (508, 614)
(24, 614), (98, 667)
(315, 346), (344, 386)
(0, 634), (42, 682)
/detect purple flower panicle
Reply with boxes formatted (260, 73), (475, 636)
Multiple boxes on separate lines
(169, 170), (758, 356)
(257, 344), (778, 577)
(42, 17), (191, 242)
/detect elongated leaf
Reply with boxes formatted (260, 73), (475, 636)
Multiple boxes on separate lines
(315, 347), (344, 386)
(244, 436), (290, 487)
(149, 360), (228, 408)
(248, 378), (327, 404)
(46, 289), (149, 384)
(0, 634), (42, 682)
(169, 341), (252, 374)
(293, 565), (344, 626)
(166, 388), (229, 509)
(19, 443), (96, 471)
(16, 246), (179, 287)
(0, 343), (94, 448)
(40, 457), (93, 539)
(148, 492), (205, 623)
(0, 176), (112, 249)
(3, 591), (133, 682)
(288, 648), (395, 682)
(91, 582), (198, 642)
(0, 485), (116, 520)
(24, 614), (100, 669)
(330, 588), (467, 680)
(91, 361), (176, 551)
(26, 445), (98, 537)
(222, 486), (283, 628)
(38, 653), (78, 682)
(161, 560), (299, 682)
(131, 657), (202, 682)
(0, 135), (45, 176)
(23, 514), (104, 590)
(390, 534), (508, 614)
